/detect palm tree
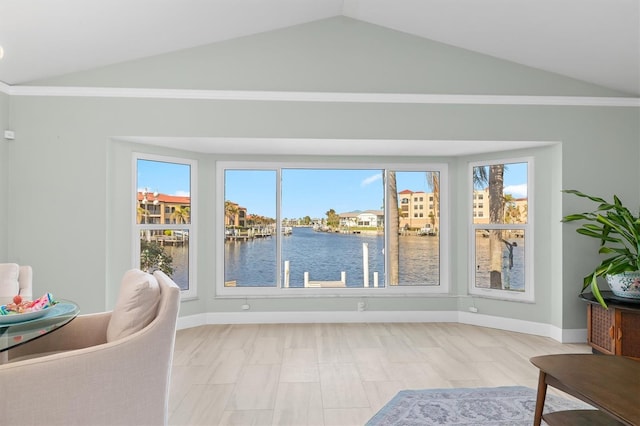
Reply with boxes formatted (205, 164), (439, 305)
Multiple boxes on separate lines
(137, 206), (150, 224)
(473, 164), (506, 288)
(387, 171), (399, 285)
(488, 164), (505, 288)
(426, 171), (440, 234)
(474, 166), (488, 188)
(503, 194), (521, 224)
(224, 200), (239, 227)
(170, 205), (190, 224)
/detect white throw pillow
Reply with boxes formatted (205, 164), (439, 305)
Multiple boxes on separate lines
(0, 263), (20, 301)
(106, 269), (160, 342)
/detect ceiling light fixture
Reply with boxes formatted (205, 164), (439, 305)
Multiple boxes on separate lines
(0, 46), (4, 59)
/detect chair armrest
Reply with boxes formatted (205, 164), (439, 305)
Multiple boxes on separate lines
(0, 310), (173, 426)
(7, 311), (111, 360)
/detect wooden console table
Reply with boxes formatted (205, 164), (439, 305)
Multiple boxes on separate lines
(580, 291), (640, 359)
(530, 354), (640, 425)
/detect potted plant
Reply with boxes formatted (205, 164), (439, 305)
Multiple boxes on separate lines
(562, 189), (640, 308)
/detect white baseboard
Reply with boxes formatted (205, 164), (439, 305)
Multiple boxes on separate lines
(176, 310), (587, 344)
(550, 326), (588, 344)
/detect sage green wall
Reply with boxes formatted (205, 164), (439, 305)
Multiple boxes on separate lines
(0, 92), (8, 259)
(4, 17), (639, 331)
(6, 95), (639, 329)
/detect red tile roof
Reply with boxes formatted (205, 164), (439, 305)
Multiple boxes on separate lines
(137, 192), (190, 204)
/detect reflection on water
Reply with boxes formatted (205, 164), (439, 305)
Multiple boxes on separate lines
(399, 235), (439, 286)
(152, 244), (189, 291)
(225, 227), (441, 288)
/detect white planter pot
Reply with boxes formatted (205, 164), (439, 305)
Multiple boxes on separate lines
(605, 272), (640, 299)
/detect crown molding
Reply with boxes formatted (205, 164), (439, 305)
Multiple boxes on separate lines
(2, 83), (639, 107)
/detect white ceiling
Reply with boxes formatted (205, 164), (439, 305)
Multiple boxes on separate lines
(0, 0), (638, 95)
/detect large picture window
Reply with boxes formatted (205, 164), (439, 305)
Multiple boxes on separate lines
(469, 158), (533, 302)
(135, 154), (196, 298)
(218, 163), (448, 295)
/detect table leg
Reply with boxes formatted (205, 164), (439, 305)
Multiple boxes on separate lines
(533, 370), (548, 426)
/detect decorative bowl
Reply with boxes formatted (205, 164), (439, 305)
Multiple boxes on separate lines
(606, 272), (640, 299)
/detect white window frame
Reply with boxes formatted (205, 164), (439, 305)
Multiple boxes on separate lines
(216, 161), (449, 297)
(133, 152), (197, 299)
(468, 157), (534, 302)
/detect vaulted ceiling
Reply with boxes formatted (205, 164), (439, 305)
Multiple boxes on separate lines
(0, 0), (638, 95)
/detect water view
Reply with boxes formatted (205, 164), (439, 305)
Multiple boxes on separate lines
(149, 227), (525, 292)
(475, 231), (526, 291)
(135, 160), (528, 292)
(224, 227), (524, 290)
(161, 244), (190, 291)
(225, 226), (443, 287)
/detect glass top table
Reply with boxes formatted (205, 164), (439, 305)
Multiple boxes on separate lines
(0, 301), (80, 355)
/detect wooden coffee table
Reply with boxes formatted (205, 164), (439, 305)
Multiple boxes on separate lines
(530, 354), (640, 425)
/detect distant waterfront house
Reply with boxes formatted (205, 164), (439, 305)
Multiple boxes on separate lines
(338, 210), (384, 228)
(357, 210), (384, 228)
(338, 212), (359, 228)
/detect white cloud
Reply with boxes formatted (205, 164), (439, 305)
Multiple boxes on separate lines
(174, 190), (190, 197)
(361, 174), (382, 187)
(504, 184), (527, 198)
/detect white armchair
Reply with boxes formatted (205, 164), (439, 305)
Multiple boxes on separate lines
(0, 269), (180, 426)
(0, 263), (33, 304)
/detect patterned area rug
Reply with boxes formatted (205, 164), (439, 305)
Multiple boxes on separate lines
(366, 386), (593, 425)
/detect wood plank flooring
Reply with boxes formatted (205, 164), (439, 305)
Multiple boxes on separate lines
(168, 323), (591, 426)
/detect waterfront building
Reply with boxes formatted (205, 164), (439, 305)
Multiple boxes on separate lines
(338, 212), (359, 228)
(472, 188), (490, 224)
(224, 201), (247, 228)
(473, 188), (528, 225)
(357, 210), (384, 227)
(137, 191), (191, 225)
(398, 189), (440, 232)
(338, 210), (384, 229)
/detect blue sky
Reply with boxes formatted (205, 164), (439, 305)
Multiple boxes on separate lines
(138, 160), (527, 219)
(137, 159), (191, 197)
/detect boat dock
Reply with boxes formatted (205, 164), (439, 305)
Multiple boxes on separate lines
(150, 235), (188, 246)
(303, 271), (347, 288)
(226, 229), (273, 241)
(306, 280), (346, 288)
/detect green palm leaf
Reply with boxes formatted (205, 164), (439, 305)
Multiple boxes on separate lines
(563, 189), (640, 309)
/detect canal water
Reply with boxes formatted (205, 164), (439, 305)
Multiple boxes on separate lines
(225, 226), (441, 288)
(165, 226), (525, 291)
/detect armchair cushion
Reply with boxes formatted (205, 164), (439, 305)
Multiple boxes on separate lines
(106, 269), (160, 342)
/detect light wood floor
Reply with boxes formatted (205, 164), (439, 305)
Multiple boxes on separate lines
(168, 323), (591, 426)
